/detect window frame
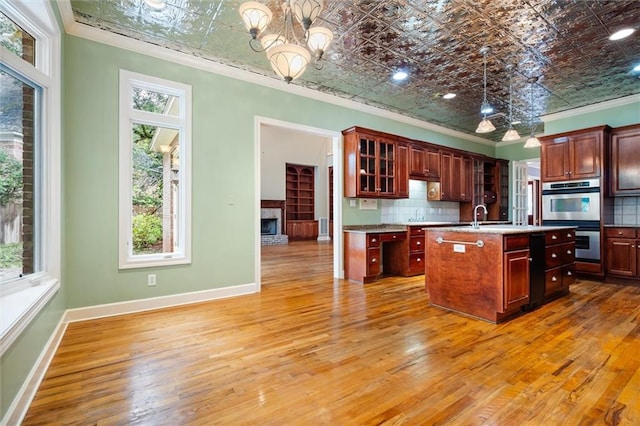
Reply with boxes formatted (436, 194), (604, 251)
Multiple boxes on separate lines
(0, 0), (61, 356)
(118, 70), (192, 269)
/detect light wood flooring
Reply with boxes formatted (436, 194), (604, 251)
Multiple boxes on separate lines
(23, 241), (640, 425)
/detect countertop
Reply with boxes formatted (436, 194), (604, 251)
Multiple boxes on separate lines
(344, 221), (511, 234)
(426, 224), (576, 235)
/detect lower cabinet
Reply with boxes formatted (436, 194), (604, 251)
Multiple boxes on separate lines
(606, 227), (639, 279)
(344, 231), (406, 283)
(287, 220), (318, 240)
(544, 229), (576, 298)
(503, 246), (530, 312)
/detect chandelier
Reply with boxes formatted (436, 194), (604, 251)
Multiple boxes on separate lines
(239, 1), (333, 83)
(501, 64), (521, 142)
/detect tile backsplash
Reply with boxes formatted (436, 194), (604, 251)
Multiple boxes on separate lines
(380, 180), (460, 223)
(613, 197), (640, 225)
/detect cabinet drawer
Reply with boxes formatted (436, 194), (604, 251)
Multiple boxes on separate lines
(606, 227), (637, 239)
(545, 230), (575, 245)
(380, 232), (405, 242)
(560, 242), (575, 264)
(546, 245), (565, 268)
(545, 267), (564, 296)
(504, 234), (529, 251)
(562, 264), (576, 286)
(368, 248), (381, 275)
(410, 226), (425, 236)
(410, 236), (425, 252)
(367, 234), (381, 247)
(409, 252), (425, 272)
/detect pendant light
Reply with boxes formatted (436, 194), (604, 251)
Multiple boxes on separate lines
(524, 76), (541, 148)
(475, 46), (495, 133)
(501, 64), (521, 142)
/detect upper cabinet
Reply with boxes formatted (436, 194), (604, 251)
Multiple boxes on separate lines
(343, 126), (406, 199)
(440, 151), (472, 202)
(609, 124), (640, 196)
(409, 143), (440, 180)
(540, 126), (609, 182)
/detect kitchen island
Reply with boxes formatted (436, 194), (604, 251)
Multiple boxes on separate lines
(425, 225), (576, 323)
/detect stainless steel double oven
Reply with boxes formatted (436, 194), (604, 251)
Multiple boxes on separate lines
(542, 178), (601, 263)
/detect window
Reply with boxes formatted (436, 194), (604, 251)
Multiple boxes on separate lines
(0, 1), (61, 354)
(119, 70), (191, 269)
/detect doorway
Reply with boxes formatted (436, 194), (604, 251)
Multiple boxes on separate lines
(254, 117), (343, 291)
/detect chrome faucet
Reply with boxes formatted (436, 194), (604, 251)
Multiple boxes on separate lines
(472, 204), (488, 229)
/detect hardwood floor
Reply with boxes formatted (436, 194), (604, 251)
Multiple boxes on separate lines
(23, 241), (640, 425)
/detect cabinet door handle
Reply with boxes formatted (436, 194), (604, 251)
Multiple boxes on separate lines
(619, 232), (623, 235)
(371, 258), (377, 263)
(416, 241), (421, 246)
(371, 238), (377, 243)
(567, 271), (573, 276)
(392, 235), (397, 239)
(567, 250), (572, 255)
(552, 253), (558, 258)
(552, 276), (558, 282)
(567, 233), (573, 238)
(417, 258), (422, 262)
(552, 235), (558, 240)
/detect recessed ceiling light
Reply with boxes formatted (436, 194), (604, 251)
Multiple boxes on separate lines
(392, 70), (408, 81)
(443, 93), (456, 99)
(144, 0), (166, 10)
(609, 28), (635, 40)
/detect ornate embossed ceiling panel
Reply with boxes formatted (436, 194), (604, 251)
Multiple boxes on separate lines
(67, 0), (640, 142)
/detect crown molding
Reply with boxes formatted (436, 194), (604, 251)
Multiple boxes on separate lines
(541, 94), (640, 123)
(56, 0), (496, 147)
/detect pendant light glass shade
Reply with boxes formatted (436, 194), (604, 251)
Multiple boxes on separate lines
(239, 2), (273, 37)
(266, 43), (311, 83)
(524, 135), (541, 148)
(291, 0), (324, 30)
(476, 118), (496, 133)
(502, 128), (521, 141)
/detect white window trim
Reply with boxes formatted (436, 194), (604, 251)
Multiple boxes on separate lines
(118, 70), (192, 269)
(0, 0), (61, 356)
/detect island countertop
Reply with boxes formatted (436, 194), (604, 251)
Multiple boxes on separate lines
(426, 225), (577, 234)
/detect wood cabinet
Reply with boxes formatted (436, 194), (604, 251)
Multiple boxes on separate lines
(344, 231), (406, 283)
(503, 235), (530, 312)
(286, 164), (314, 220)
(343, 127), (407, 199)
(544, 229), (576, 297)
(383, 225), (426, 277)
(460, 158), (509, 222)
(609, 124), (640, 196)
(396, 142), (410, 198)
(606, 227), (640, 279)
(540, 126), (609, 182)
(286, 220), (318, 241)
(409, 144), (440, 180)
(440, 151), (472, 202)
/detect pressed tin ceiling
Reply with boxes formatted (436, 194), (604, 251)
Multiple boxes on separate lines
(67, 0), (640, 143)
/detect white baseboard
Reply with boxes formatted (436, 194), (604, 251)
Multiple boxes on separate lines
(64, 282), (258, 322)
(1, 282), (258, 425)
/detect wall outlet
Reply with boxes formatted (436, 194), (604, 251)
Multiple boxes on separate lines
(147, 274), (156, 286)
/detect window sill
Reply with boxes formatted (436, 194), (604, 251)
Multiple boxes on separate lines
(0, 277), (60, 356)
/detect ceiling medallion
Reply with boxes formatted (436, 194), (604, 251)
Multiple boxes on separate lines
(239, 1), (333, 83)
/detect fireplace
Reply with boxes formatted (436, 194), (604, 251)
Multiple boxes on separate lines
(260, 200), (288, 245)
(261, 218), (278, 235)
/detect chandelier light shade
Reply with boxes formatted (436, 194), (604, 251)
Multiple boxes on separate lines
(290, 0), (324, 30)
(475, 46), (495, 133)
(307, 26), (333, 60)
(239, 2), (273, 38)
(266, 43), (311, 83)
(524, 135), (541, 148)
(502, 64), (521, 142)
(239, 0), (332, 83)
